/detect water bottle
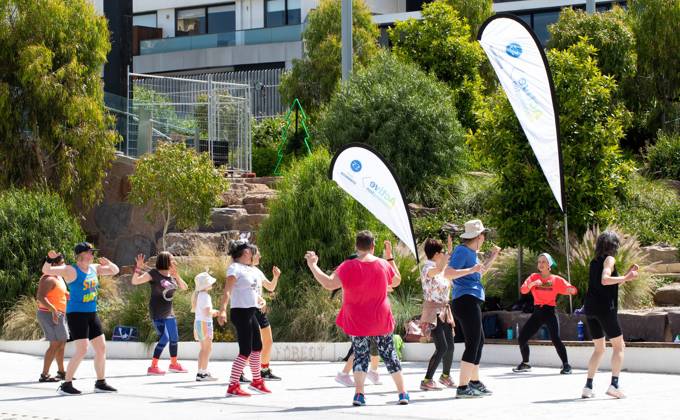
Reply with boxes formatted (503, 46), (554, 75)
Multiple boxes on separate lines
(674, 334), (680, 344)
(577, 321), (585, 341)
(506, 328), (514, 340)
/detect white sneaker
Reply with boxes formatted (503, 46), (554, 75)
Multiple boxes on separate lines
(367, 370), (382, 385)
(335, 372), (354, 387)
(606, 385), (626, 399)
(581, 387), (594, 399)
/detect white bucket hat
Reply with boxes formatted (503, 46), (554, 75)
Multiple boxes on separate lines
(460, 219), (490, 239)
(194, 272), (217, 291)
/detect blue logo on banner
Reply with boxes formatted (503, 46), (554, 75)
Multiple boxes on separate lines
(350, 160), (362, 172)
(506, 42), (522, 58)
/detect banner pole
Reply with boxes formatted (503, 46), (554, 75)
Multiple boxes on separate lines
(564, 212), (573, 314)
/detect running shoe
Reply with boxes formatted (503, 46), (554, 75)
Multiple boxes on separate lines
(456, 386), (483, 398)
(352, 393), (366, 406)
(606, 385), (626, 399)
(398, 392), (410, 405)
(239, 373), (251, 384)
(57, 381), (82, 396)
(168, 363), (188, 373)
(420, 379), (442, 391)
(248, 379), (272, 394)
(94, 380), (117, 393)
(196, 372), (218, 382)
(147, 366), (166, 376)
(261, 368), (281, 381)
(560, 364), (572, 375)
(367, 369), (382, 385)
(512, 362), (532, 373)
(581, 387), (595, 399)
(226, 382), (251, 397)
(439, 375), (456, 388)
(469, 381), (492, 395)
(335, 372), (354, 387)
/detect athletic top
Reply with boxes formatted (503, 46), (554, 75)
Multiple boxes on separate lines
(520, 273), (575, 307)
(226, 262), (260, 308)
(252, 267), (267, 297)
(194, 291), (213, 322)
(585, 255), (619, 315)
(66, 264), (98, 313)
(335, 258), (395, 336)
(449, 245), (484, 301)
(148, 269), (178, 320)
(37, 275), (67, 313)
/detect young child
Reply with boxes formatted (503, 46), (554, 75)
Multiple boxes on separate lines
(192, 272), (219, 381)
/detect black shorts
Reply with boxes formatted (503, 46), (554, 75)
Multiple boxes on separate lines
(586, 312), (622, 340)
(66, 312), (104, 341)
(255, 309), (270, 329)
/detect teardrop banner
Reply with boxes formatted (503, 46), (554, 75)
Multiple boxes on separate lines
(329, 143), (419, 262)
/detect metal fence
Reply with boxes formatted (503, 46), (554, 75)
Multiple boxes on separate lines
(171, 68), (285, 120)
(124, 72), (252, 172)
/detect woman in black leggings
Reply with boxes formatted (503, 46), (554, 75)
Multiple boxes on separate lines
(513, 253), (577, 374)
(443, 220), (500, 398)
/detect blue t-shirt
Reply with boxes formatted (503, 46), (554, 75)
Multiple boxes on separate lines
(449, 245), (485, 301)
(66, 264), (99, 313)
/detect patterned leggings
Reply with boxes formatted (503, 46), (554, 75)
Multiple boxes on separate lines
(351, 334), (401, 374)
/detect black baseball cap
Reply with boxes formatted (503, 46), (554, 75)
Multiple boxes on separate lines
(74, 242), (98, 255)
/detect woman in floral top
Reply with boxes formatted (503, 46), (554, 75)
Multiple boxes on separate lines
(419, 236), (458, 391)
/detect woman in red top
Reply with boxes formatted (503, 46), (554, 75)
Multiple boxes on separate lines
(512, 253), (577, 374)
(305, 230), (409, 407)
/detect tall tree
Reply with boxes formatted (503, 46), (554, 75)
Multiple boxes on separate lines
(0, 0), (119, 208)
(278, 0), (379, 117)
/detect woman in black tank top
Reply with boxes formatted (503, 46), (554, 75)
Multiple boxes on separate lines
(581, 231), (639, 400)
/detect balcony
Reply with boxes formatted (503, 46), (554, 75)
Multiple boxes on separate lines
(139, 25), (304, 55)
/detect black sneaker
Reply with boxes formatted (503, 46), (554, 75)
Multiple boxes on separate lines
(456, 386), (483, 399)
(261, 368), (281, 381)
(57, 381), (82, 396)
(512, 362), (532, 373)
(560, 364), (572, 375)
(239, 374), (251, 384)
(94, 379), (117, 393)
(469, 381), (493, 395)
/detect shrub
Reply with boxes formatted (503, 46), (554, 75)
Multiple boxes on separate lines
(484, 248), (541, 308)
(318, 52), (468, 201)
(257, 148), (391, 303)
(0, 189), (84, 314)
(615, 173), (680, 248)
(645, 131), (680, 180)
(1, 296), (41, 340)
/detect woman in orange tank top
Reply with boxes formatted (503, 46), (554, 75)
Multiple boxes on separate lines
(36, 253), (70, 382)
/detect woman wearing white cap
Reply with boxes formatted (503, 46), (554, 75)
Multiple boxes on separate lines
(192, 272), (219, 381)
(443, 220), (500, 398)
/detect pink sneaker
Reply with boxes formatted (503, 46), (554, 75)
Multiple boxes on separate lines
(147, 366), (166, 376)
(439, 375), (456, 388)
(168, 363), (188, 373)
(367, 369), (382, 385)
(420, 379), (442, 391)
(335, 372), (354, 387)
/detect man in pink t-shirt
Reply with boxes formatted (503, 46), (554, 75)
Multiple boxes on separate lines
(305, 230), (410, 406)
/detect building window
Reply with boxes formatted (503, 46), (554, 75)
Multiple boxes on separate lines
(266, 0), (301, 27)
(532, 10), (560, 47)
(406, 0), (433, 12)
(208, 4), (236, 34)
(177, 8), (206, 36)
(133, 13), (157, 28)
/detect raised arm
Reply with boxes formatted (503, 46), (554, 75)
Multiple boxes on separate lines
(131, 254), (152, 285)
(262, 266), (281, 292)
(601, 257), (638, 286)
(169, 259), (188, 291)
(304, 251), (342, 291)
(96, 257), (120, 276)
(42, 252), (76, 282)
(443, 264), (483, 281)
(384, 241), (401, 288)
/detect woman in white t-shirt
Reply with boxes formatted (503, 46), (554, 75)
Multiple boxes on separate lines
(250, 245), (281, 381)
(218, 240), (268, 397)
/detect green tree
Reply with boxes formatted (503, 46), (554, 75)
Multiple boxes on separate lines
(278, 0), (379, 116)
(389, 1), (486, 131)
(318, 52), (467, 203)
(257, 148), (389, 302)
(128, 142), (229, 250)
(0, 189), (84, 313)
(629, 0), (680, 133)
(0, 0), (119, 209)
(442, 0), (493, 39)
(472, 41), (632, 250)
